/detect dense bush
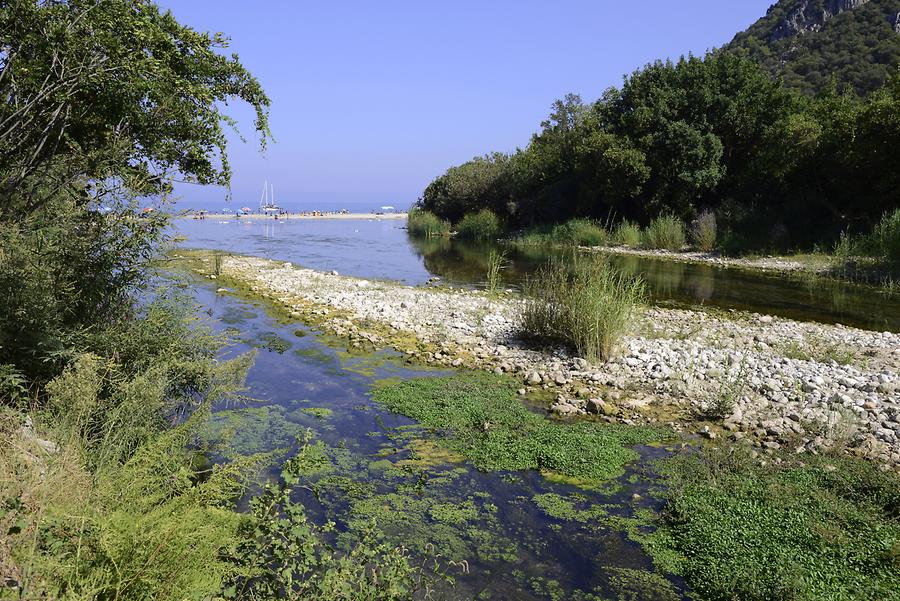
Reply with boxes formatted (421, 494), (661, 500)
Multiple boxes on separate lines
(455, 209), (501, 240)
(521, 258), (645, 362)
(406, 207), (450, 237)
(643, 214), (686, 250)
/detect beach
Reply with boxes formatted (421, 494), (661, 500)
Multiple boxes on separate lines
(181, 211), (408, 221)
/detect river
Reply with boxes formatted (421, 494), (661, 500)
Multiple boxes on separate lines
(176, 217), (900, 332)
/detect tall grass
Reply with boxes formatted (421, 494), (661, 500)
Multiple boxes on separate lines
(486, 250), (508, 293)
(456, 209), (501, 240)
(511, 219), (607, 247)
(407, 207), (450, 237)
(691, 211), (717, 252)
(521, 257), (645, 362)
(643, 214), (686, 250)
(612, 220), (642, 246)
(550, 218), (607, 246)
(862, 208), (900, 268)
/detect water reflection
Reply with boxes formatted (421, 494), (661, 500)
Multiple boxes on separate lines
(175, 219), (900, 331)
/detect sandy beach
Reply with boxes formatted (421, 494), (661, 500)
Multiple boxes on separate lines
(180, 212), (407, 221)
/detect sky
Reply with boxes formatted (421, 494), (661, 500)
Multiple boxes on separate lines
(158, 0), (776, 211)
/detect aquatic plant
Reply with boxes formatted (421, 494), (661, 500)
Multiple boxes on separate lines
(407, 207), (451, 238)
(690, 211), (717, 252)
(643, 214), (686, 251)
(222, 434), (427, 599)
(612, 220), (642, 247)
(455, 209), (501, 240)
(372, 372), (663, 482)
(485, 250), (508, 294)
(649, 447), (900, 600)
(521, 257), (645, 362)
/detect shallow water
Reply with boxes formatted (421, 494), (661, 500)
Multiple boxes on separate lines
(176, 218), (900, 331)
(193, 283), (687, 600)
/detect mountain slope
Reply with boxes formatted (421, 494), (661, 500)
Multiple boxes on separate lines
(729, 0), (900, 95)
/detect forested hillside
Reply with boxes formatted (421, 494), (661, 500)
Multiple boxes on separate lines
(417, 52), (900, 253)
(729, 0), (900, 96)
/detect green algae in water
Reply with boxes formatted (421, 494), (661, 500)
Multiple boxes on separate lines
(293, 347), (334, 364)
(299, 407), (333, 419)
(532, 493), (608, 523)
(372, 371), (667, 483)
(201, 405), (303, 456)
(245, 331), (292, 353)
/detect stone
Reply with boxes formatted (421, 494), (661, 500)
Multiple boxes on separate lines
(587, 398), (619, 417)
(526, 372), (542, 385)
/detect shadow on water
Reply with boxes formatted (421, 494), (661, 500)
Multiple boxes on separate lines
(177, 218), (900, 332)
(192, 283), (687, 600)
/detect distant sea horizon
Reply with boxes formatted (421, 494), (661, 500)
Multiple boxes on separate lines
(172, 198), (413, 214)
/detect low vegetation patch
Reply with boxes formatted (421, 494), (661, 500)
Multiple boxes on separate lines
(612, 220), (643, 247)
(643, 214), (686, 251)
(649, 447), (900, 601)
(521, 257), (645, 362)
(690, 211), (717, 252)
(407, 207), (451, 238)
(455, 209), (501, 240)
(371, 372), (664, 482)
(550, 218), (608, 246)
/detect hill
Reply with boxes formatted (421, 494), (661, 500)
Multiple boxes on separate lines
(729, 0), (900, 95)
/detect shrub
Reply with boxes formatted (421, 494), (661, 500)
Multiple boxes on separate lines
(455, 209), (501, 240)
(612, 221), (642, 246)
(550, 218), (608, 246)
(690, 211), (717, 252)
(643, 214), (686, 250)
(862, 208), (900, 268)
(521, 257), (645, 362)
(407, 207), (450, 238)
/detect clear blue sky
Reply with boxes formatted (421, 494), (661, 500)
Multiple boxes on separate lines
(159, 0), (775, 211)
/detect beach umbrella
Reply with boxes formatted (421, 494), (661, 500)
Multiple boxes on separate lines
(241, 207), (252, 213)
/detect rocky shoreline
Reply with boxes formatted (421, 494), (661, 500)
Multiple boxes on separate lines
(190, 253), (900, 467)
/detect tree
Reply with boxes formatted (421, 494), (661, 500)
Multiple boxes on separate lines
(0, 0), (271, 382)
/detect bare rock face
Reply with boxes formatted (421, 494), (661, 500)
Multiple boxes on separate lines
(770, 0), (871, 41)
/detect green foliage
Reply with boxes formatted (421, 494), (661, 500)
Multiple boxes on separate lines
(651, 447), (900, 600)
(222, 434), (423, 600)
(406, 207), (451, 238)
(550, 218), (608, 246)
(0, 0), (270, 203)
(690, 211), (717, 252)
(729, 0), (900, 97)
(419, 46), (900, 256)
(612, 221), (643, 246)
(642, 214), (686, 251)
(859, 208), (900, 267)
(455, 209), (502, 240)
(522, 257), (645, 362)
(485, 250), (508, 294)
(372, 372), (664, 482)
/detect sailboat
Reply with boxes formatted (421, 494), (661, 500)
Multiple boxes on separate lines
(259, 180), (282, 214)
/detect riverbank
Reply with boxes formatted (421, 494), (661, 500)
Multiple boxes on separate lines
(180, 212), (408, 221)
(178, 251), (900, 467)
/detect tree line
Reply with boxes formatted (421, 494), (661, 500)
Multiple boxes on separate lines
(418, 52), (900, 253)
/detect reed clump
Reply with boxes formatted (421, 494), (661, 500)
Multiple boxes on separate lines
(521, 257), (645, 362)
(407, 207), (451, 237)
(643, 214), (686, 250)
